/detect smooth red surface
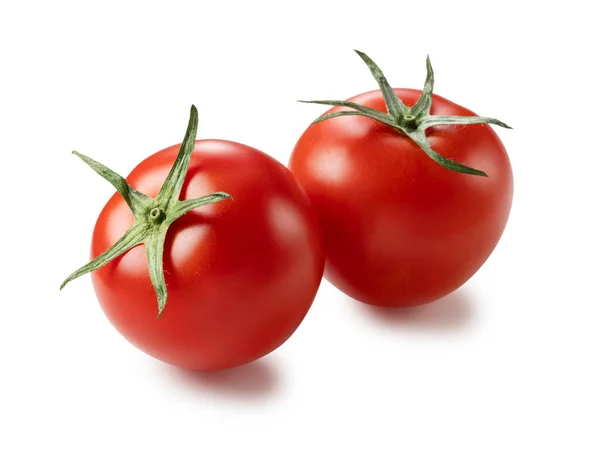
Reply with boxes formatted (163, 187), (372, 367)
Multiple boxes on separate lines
(289, 89), (513, 307)
(91, 140), (324, 370)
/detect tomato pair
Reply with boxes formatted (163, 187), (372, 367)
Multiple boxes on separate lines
(62, 51), (512, 370)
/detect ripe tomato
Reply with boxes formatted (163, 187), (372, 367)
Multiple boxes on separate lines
(64, 107), (324, 370)
(289, 53), (513, 307)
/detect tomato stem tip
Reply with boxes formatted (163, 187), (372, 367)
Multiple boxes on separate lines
(301, 51), (511, 176)
(61, 106), (233, 316)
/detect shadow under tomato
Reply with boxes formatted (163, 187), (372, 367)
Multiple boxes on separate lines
(352, 289), (475, 332)
(163, 357), (283, 401)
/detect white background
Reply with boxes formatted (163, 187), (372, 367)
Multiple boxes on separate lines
(1, 1), (598, 454)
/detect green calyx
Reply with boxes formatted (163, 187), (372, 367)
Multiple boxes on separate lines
(60, 105), (232, 316)
(299, 50), (511, 177)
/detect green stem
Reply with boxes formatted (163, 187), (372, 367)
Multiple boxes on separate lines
(301, 51), (512, 176)
(61, 105), (233, 316)
(145, 227), (169, 316)
(60, 223), (149, 290)
(410, 55), (434, 120)
(156, 106), (200, 206)
(72, 151), (151, 218)
(354, 50), (408, 120)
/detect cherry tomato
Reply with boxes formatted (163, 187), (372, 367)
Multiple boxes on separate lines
(71, 133), (324, 370)
(289, 54), (512, 307)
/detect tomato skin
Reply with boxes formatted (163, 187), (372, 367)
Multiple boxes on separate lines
(91, 140), (324, 370)
(289, 89), (513, 307)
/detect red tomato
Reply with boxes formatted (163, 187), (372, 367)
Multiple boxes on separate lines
(91, 140), (324, 370)
(289, 88), (513, 307)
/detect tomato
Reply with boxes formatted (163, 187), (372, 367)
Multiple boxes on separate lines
(289, 52), (513, 307)
(63, 107), (324, 370)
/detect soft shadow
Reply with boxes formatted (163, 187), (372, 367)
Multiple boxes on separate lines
(355, 289), (475, 332)
(162, 358), (283, 401)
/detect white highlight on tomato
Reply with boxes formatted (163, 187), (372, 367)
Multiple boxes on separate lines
(310, 149), (352, 185)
